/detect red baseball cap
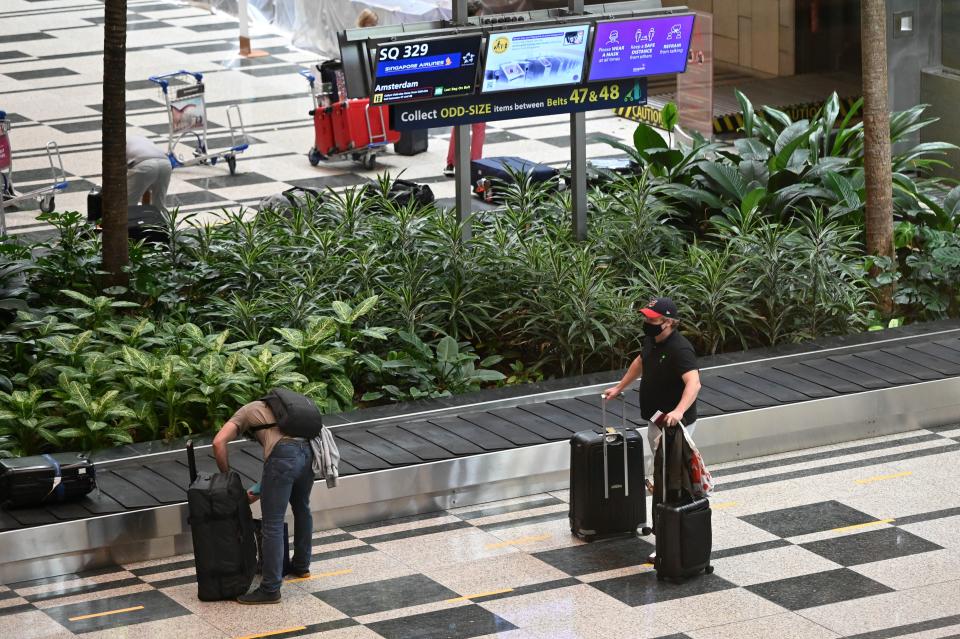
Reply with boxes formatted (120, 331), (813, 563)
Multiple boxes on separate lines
(640, 297), (679, 319)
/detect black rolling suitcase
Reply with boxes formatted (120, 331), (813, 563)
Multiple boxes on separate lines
(654, 427), (713, 582)
(0, 453), (95, 508)
(394, 129), (428, 156)
(569, 397), (649, 541)
(471, 156), (559, 203)
(186, 441), (257, 601)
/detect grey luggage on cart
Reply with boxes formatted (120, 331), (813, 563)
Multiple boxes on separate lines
(654, 427), (713, 581)
(568, 398), (649, 541)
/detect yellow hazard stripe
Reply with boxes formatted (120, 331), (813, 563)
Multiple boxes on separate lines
(284, 568), (353, 583)
(855, 471), (913, 485)
(832, 518), (895, 533)
(235, 627), (308, 639)
(68, 605), (144, 622)
(446, 588), (514, 603)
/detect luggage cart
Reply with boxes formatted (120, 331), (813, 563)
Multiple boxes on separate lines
(0, 111), (68, 235)
(148, 70), (248, 175)
(300, 70), (396, 170)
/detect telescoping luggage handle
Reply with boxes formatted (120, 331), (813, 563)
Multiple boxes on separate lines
(600, 396), (630, 500)
(186, 439), (197, 483)
(659, 418), (685, 504)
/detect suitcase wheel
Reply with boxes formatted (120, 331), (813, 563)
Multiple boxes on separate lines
(640, 526), (653, 536)
(704, 565), (714, 574)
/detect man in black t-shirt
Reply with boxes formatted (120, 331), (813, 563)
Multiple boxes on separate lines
(603, 297), (701, 562)
(603, 296), (701, 457)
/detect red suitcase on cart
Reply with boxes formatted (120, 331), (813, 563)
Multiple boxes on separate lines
(331, 99), (399, 153)
(312, 107), (336, 157)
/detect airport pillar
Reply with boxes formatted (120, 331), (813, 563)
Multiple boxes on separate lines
(453, 0), (473, 241)
(569, 0), (587, 241)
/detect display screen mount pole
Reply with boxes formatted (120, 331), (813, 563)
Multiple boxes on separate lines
(453, 0), (472, 241)
(569, 0), (587, 241)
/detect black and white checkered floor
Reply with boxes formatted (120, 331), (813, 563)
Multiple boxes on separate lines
(0, 0), (640, 237)
(3, 425), (960, 638)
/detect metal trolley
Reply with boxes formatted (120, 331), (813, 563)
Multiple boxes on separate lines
(148, 70), (248, 175)
(300, 69), (390, 170)
(0, 110), (68, 235)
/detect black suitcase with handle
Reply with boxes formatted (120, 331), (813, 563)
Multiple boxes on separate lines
(186, 441), (257, 601)
(654, 427), (713, 581)
(0, 453), (95, 508)
(569, 397), (649, 541)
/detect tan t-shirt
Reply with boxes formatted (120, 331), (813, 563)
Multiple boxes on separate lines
(228, 400), (284, 460)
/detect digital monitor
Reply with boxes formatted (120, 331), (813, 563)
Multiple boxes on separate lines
(372, 35), (482, 104)
(588, 14), (695, 82)
(480, 24), (590, 93)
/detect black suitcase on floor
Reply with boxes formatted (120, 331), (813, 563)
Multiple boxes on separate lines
(87, 187), (166, 243)
(186, 441), (257, 601)
(394, 128), (429, 156)
(471, 156), (558, 202)
(654, 428), (713, 581)
(569, 398), (648, 541)
(0, 453), (96, 508)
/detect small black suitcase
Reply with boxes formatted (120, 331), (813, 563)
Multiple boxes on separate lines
(471, 156), (558, 202)
(0, 453), (96, 509)
(186, 441), (257, 601)
(569, 398), (649, 541)
(654, 428), (713, 582)
(394, 129), (428, 156)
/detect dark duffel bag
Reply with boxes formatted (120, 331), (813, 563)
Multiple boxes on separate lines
(186, 441), (257, 601)
(258, 186), (323, 216)
(569, 398), (648, 541)
(0, 453), (95, 509)
(471, 156), (559, 202)
(394, 128), (428, 156)
(389, 178), (434, 207)
(654, 428), (713, 582)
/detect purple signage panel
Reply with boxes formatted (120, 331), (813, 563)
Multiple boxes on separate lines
(588, 14), (695, 82)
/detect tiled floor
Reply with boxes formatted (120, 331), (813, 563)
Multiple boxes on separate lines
(4, 425), (960, 638)
(0, 0), (639, 237)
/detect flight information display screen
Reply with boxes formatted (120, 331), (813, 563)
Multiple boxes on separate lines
(372, 35), (482, 104)
(480, 24), (590, 93)
(588, 14), (695, 81)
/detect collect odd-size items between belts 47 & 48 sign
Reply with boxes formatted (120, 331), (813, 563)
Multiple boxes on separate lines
(382, 14), (698, 131)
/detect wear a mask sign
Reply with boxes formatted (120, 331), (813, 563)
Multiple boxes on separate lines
(589, 14), (695, 81)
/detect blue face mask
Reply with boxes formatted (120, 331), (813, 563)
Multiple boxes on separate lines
(643, 322), (664, 337)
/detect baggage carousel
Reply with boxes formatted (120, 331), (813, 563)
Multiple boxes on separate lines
(3, 322), (960, 583)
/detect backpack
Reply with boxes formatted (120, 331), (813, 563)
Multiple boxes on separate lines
(258, 388), (324, 439)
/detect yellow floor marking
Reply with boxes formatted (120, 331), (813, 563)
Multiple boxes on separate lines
(485, 534), (552, 549)
(446, 588), (514, 603)
(235, 627), (308, 639)
(68, 605), (144, 622)
(832, 518), (895, 533)
(711, 501), (738, 510)
(855, 471), (913, 485)
(284, 568), (353, 583)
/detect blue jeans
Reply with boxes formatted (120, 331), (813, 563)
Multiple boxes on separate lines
(260, 440), (314, 593)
